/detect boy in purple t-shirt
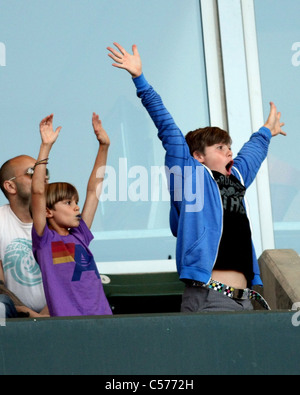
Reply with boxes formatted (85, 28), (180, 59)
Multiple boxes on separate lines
(31, 113), (112, 317)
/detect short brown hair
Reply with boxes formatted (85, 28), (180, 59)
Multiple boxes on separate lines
(46, 182), (79, 210)
(185, 127), (232, 156)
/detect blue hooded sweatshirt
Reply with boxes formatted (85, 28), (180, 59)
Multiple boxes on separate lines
(133, 74), (272, 287)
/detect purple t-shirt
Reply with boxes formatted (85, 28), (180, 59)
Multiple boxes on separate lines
(32, 220), (112, 317)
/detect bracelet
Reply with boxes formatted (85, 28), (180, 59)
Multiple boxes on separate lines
(34, 158), (49, 167)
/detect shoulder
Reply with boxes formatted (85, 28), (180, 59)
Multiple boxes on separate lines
(70, 219), (94, 245)
(32, 223), (54, 248)
(0, 205), (11, 230)
(0, 204), (10, 216)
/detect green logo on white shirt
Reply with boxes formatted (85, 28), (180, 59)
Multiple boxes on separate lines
(3, 238), (42, 287)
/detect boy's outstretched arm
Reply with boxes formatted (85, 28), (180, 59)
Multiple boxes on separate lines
(107, 42), (142, 78)
(264, 101), (286, 137)
(107, 42), (192, 172)
(81, 113), (110, 229)
(31, 114), (61, 236)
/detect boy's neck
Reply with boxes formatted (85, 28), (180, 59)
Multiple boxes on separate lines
(48, 221), (70, 236)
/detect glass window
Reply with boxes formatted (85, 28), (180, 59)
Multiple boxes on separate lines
(254, 0), (300, 254)
(0, 0), (209, 265)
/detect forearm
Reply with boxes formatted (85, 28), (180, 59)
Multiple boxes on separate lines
(133, 74), (191, 165)
(87, 144), (109, 195)
(233, 127), (271, 187)
(16, 305), (49, 318)
(32, 143), (51, 195)
(82, 144), (109, 228)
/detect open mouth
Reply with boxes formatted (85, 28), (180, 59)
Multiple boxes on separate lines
(76, 214), (82, 220)
(225, 160), (234, 174)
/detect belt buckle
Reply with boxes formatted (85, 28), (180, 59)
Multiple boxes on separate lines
(232, 288), (249, 300)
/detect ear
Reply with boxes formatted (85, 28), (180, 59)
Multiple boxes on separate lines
(193, 151), (205, 164)
(46, 207), (54, 219)
(2, 180), (17, 196)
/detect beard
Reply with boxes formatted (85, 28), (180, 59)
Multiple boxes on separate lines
(14, 181), (31, 206)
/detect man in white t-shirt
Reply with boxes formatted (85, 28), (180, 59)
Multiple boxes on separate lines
(0, 155), (48, 317)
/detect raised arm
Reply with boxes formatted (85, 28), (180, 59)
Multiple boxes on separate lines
(31, 114), (61, 236)
(233, 102), (286, 188)
(81, 113), (110, 229)
(107, 42), (192, 171)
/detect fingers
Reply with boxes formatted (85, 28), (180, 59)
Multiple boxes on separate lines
(273, 106), (287, 135)
(132, 44), (139, 55)
(107, 48), (122, 61)
(264, 101), (287, 137)
(40, 114), (62, 138)
(107, 42), (126, 63)
(40, 114), (53, 126)
(113, 42), (125, 55)
(280, 124), (287, 136)
(107, 51), (123, 69)
(92, 112), (101, 124)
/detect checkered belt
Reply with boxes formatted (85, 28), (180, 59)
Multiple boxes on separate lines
(188, 279), (271, 310)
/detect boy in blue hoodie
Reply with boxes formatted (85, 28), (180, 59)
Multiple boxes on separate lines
(107, 42), (286, 312)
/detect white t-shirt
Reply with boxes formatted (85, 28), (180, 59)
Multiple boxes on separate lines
(0, 204), (46, 312)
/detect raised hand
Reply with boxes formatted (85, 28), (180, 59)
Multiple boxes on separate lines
(92, 112), (110, 146)
(264, 102), (286, 137)
(107, 42), (142, 78)
(39, 114), (62, 145)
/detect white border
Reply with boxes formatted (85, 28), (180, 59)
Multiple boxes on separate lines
(97, 259), (177, 275)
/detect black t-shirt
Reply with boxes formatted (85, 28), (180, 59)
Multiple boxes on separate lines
(212, 171), (254, 286)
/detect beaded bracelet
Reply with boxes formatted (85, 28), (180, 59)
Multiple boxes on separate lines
(34, 158), (49, 168)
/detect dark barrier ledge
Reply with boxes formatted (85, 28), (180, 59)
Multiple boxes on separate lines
(0, 310), (300, 375)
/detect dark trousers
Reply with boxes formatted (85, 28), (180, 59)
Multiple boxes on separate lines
(181, 285), (253, 312)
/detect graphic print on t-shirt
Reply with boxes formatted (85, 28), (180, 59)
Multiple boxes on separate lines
(214, 173), (246, 214)
(3, 238), (43, 287)
(51, 241), (100, 282)
(51, 241), (75, 264)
